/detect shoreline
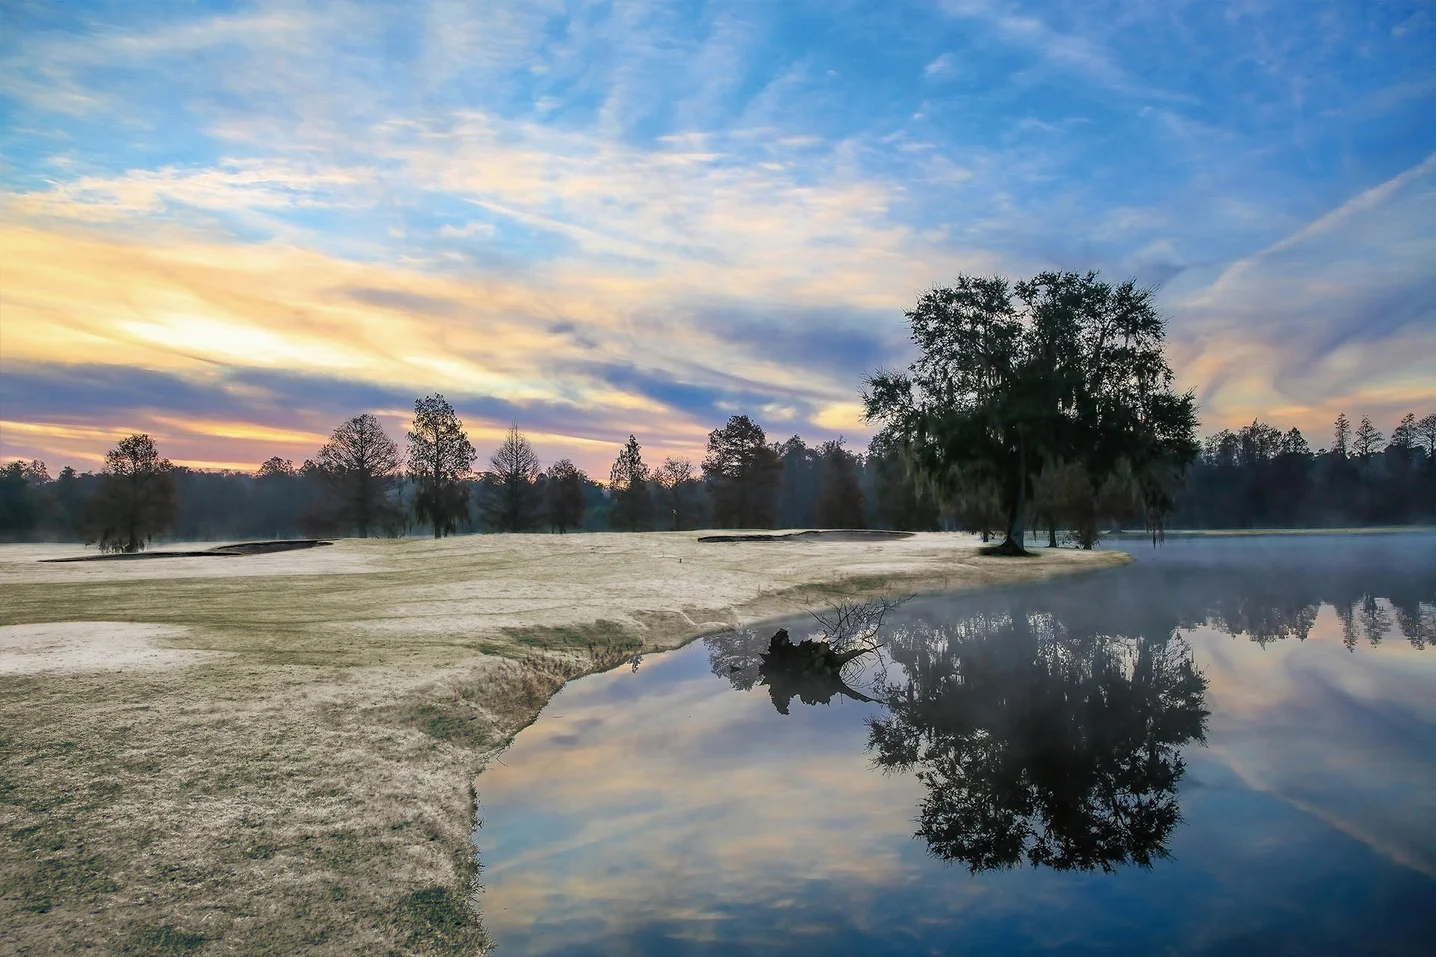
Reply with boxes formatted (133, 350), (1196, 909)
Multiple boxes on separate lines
(0, 532), (1127, 955)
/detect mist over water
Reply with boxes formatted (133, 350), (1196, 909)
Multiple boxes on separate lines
(473, 532), (1436, 956)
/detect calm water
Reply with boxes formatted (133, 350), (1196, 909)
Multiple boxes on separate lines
(473, 533), (1436, 956)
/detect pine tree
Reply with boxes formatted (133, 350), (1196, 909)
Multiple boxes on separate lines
(609, 435), (653, 531)
(1353, 415), (1383, 462)
(1332, 413), (1351, 459)
(702, 415), (782, 528)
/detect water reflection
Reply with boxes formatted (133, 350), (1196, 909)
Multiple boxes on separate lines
(870, 616), (1207, 872)
(477, 534), (1436, 956)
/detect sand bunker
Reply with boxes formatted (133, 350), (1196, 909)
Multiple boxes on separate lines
(40, 539), (332, 563)
(0, 622), (227, 675)
(698, 530), (915, 543)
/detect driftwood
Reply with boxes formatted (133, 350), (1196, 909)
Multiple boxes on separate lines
(757, 628), (878, 714)
(40, 540), (333, 563)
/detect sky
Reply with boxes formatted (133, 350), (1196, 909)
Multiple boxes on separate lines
(1, 0), (1433, 474)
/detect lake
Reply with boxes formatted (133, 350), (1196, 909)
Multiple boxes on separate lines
(472, 532), (1436, 955)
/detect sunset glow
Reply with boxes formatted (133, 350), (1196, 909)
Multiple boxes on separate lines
(3, 1), (1433, 472)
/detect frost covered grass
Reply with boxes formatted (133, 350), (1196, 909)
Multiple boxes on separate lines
(0, 531), (1125, 955)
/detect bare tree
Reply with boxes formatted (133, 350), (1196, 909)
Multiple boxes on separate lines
(811, 594), (909, 663)
(85, 434), (177, 553)
(654, 456), (695, 531)
(545, 459), (587, 533)
(479, 424), (541, 532)
(407, 394), (476, 538)
(316, 413), (400, 537)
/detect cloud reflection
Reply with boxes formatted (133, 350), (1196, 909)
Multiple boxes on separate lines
(473, 534), (1436, 955)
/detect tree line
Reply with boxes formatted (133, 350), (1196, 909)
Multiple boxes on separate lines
(1170, 412), (1436, 528)
(4, 271), (1431, 549)
(0, 397), (931, 550)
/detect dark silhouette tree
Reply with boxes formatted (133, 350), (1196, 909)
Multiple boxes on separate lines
(869, 612), (1209, 873)
(864, 272), (1197, 554)
(315, 413), (400, 537)
(1353, 415), (1383, 465)
(407, 394), (476, 538)
(544, 459), (587, 533)
(256, 456), (294, 479)
(1419, 414), (1436, 460)
(50, 465), (87, 539)
(1390, 413), (1417, 453)
(1171, 413), (1434, 529)
(85, 434), (178, 553)
(775, 436), (821, 528)
(654, 456), (698, 531)
(1332, 413), (1351, 459)
(479, 424), (541, 532)
(814, 439), (866, 528)
(250, 457), (305, 539)
(0, 460), (50, 539)
(608, 435), (653, 531)
(703, 415), (782, 528)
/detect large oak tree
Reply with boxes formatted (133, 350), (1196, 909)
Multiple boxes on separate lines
(864, 272), (1198, 554)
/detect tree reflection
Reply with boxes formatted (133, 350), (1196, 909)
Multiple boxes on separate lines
(704, 535), (1434, 871)
(705, 609), (1209, 872)
(704, 627), (876, 714)
(869, 612), (1208, 872)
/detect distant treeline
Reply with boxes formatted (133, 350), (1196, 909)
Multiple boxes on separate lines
(0, 402), (937, 548)
(1170, 413), (1435, 528)
(3, 404), (1432, 548)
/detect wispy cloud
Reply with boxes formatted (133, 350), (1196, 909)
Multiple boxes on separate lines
(1, 0), (1433, 469)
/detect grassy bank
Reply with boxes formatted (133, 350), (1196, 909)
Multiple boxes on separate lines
(0, 532), (1127, 955)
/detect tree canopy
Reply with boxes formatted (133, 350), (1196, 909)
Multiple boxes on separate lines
(702, 415), (782, 529)
(316, 413), (400, 537)
(544, 459), (587, 533)
(480, 424), (542, 532)
(814, 439), (865, 529)
(608, 435), (653, 532)
(864, 271), (1198, 553)
(85, 433), (178, 553)
(407, 394), (476, 539)
(653, 456), (699, 531)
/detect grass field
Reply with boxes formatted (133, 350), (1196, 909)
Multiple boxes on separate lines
(0, 531), (1127, 955)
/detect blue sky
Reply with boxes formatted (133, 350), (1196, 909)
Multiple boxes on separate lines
(1, 0), (1433, 471)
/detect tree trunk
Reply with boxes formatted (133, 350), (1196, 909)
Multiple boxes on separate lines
(1048, 521), (1057, 548)
(998, 437), (1029, 555)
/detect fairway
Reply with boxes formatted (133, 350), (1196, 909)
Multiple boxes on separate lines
(0, 532), (1124, 955)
